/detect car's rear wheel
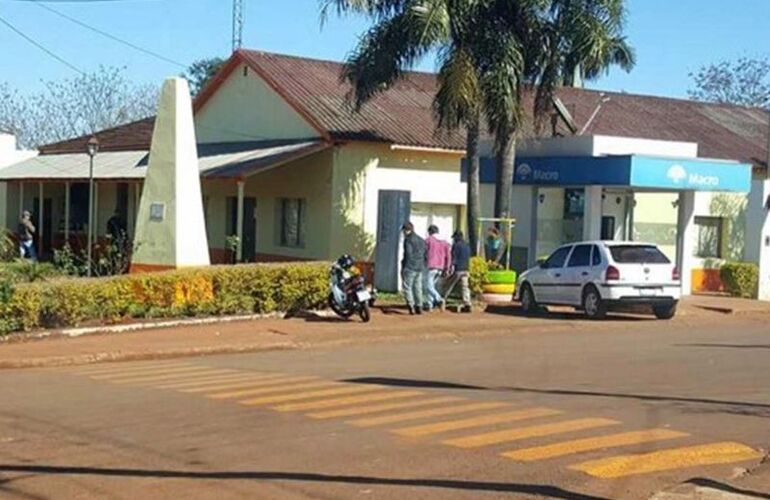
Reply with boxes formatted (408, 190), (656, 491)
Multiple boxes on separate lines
(582, 286), (607, 320)
(520, 283), (538, 315)
(653, 303), (677, 320)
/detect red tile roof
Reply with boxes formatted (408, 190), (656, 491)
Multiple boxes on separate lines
(39, 51), (769, 169)
(38, 117), (155, 155)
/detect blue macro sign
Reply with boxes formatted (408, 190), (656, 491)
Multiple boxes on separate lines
(470, 154), (752, 193)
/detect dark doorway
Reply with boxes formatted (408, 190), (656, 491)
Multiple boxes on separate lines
(601, 216), (616, 241)
(226, 197), (257, 262)
(32, 197), (53, 259)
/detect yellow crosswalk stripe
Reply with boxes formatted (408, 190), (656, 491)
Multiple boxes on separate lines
(239, 385), (384, 406)
(503, 429), (689, 461)
(348, 402), (511, 428)
(181, 375), (313, 394)
(208, 379), (339, 400)
(157, 373), (277, 389)
(392, 408), (563, 437)
(274, 391), (424, 412)
(570, 442), (763, 478)
(109, 369), (237, 385)
(443, 418), (621, 449)
(73, 362), (192, 376)
(307, 396), (464, 419)
(90, 365), (215, 380)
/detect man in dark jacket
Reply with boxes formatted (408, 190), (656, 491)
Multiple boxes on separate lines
(450, 230), (472, 313)
(401, 222), (426, 315)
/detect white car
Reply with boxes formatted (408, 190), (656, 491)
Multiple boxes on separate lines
(515, 241), (681, 320)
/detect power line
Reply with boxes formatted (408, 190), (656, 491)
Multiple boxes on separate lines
(0, 14), (84, 74)
(30, 0), (186, 68)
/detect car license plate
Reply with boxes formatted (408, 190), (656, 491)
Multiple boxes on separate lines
(356, 290), (371, 302)
(639, 288), (661, 296)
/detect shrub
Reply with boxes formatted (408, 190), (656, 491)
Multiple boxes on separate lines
(0, 262), (329, 335)
(469, 257), (489, 297)
(720, 262), (758, 299)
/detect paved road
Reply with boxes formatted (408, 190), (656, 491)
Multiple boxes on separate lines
(1, 314), (769, 499)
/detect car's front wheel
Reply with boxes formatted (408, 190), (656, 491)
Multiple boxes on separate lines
(520, 283), (538, 315)
(653, 303), (677, 320)
(582, 286), (607, 320)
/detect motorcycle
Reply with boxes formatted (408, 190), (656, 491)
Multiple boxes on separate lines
(329, 255), (376, 322)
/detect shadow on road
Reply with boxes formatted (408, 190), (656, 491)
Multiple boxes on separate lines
(0, 464), (611, 499)
(483, 305), (653, 322)
(675, 343), (770, 350)
(686, 478), (770, 499)
(343, 376), (486, 390)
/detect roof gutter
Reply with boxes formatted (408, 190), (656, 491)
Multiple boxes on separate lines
(389, 144), (465, 155)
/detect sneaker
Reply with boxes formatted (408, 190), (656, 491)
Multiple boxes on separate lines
(462, 305), (472, 314)
(415, 307), (423, 315)
(438, 301), (446, 312)
(408, 306), (416, 315)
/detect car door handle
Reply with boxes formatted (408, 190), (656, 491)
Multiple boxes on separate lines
(581, 272), (589, 277)
(554, 273), (562, 278)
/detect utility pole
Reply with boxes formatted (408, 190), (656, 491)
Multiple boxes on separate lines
(232, 0), (243, 53)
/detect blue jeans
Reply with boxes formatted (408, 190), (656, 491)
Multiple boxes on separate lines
(19, 240), (37, 261)
(424, 269), (444, 308)
(402, 269), (424, 308)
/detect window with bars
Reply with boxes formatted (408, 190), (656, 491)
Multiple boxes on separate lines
(694, 216), (724, 259)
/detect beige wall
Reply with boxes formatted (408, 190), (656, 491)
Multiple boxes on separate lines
(331, 142), (466, 261)
(195, 64), (320, 143)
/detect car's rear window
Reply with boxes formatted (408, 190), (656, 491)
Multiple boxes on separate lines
(609, 245), (670, 264)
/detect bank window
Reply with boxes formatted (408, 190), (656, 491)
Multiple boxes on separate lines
(278, 198), (306, 248)
(695, 216), (723, 259)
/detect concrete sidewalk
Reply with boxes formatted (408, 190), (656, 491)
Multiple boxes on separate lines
(1, 297), (768, 370)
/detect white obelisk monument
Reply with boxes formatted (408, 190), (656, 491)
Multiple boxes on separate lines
(130, 77), (210, 272)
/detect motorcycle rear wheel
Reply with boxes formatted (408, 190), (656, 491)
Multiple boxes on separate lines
(359, 302), (371, 323)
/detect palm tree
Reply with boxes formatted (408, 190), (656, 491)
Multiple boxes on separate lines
(320, 0), (487, 254)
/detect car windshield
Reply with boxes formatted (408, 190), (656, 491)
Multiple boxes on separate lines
(609, 245), (670, 264)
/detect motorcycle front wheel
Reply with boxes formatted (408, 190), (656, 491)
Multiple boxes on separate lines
(359, 302), (371, 323)
(328, 293), (354, 319)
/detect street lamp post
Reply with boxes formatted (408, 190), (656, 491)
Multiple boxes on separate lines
(86, 137), (99, 277)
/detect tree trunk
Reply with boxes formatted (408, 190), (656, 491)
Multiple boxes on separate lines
(494, 132), (516, 220)
(466, 117), (481, 256)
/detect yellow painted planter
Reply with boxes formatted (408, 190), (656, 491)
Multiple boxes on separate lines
(482, 283), (516, 295)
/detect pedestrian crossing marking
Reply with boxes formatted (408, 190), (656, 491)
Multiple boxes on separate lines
(157, 373), (277, 389)
(349, 402), (511, 428)
(70, 361), (190, 375)
(90, 365), (219, 380)
(109, 369), (237, 385)
(502, 429), (689, 461)
(274, 390), (424, 412)
(443, 418), (621, 449)
(392, 408), (563, 437)
(239, 385), (385, 406)
(569, 442), (763, 478)
(208, 379), (339, 400)
(307, 396), (463, 419)
(182, 375), (314, 393)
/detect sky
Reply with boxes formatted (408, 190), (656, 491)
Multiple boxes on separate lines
(1, 0), (769, 99)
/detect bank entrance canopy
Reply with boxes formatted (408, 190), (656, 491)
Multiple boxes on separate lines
(478, 154), (752, 192)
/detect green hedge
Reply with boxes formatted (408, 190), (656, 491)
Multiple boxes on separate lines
(0, 262), (328, 335)
(720, 262), (759, 299)
(469, 257), (489, 297)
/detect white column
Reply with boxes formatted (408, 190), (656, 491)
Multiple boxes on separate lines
(38, 182), (44, 254)
(676, 191), (696, 296)
(583, 186), (603, 241)
(528, 186), (539, 268)
(93, 182), (99, 241)
(746, 179), (770, 300)
(64, 181), (70, 242)
(236, 180), (245, 263)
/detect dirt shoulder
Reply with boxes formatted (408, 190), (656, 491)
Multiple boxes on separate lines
(1, 298), (765, 370)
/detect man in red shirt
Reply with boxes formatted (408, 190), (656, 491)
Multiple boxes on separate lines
(423, 225), (451, 311)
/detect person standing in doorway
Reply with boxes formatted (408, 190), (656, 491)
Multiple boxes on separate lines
(423, 225), (450, 311)
(451, 230), (473, 313)
(17, 211), (37, 261)
(401, 222), (426, 315)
